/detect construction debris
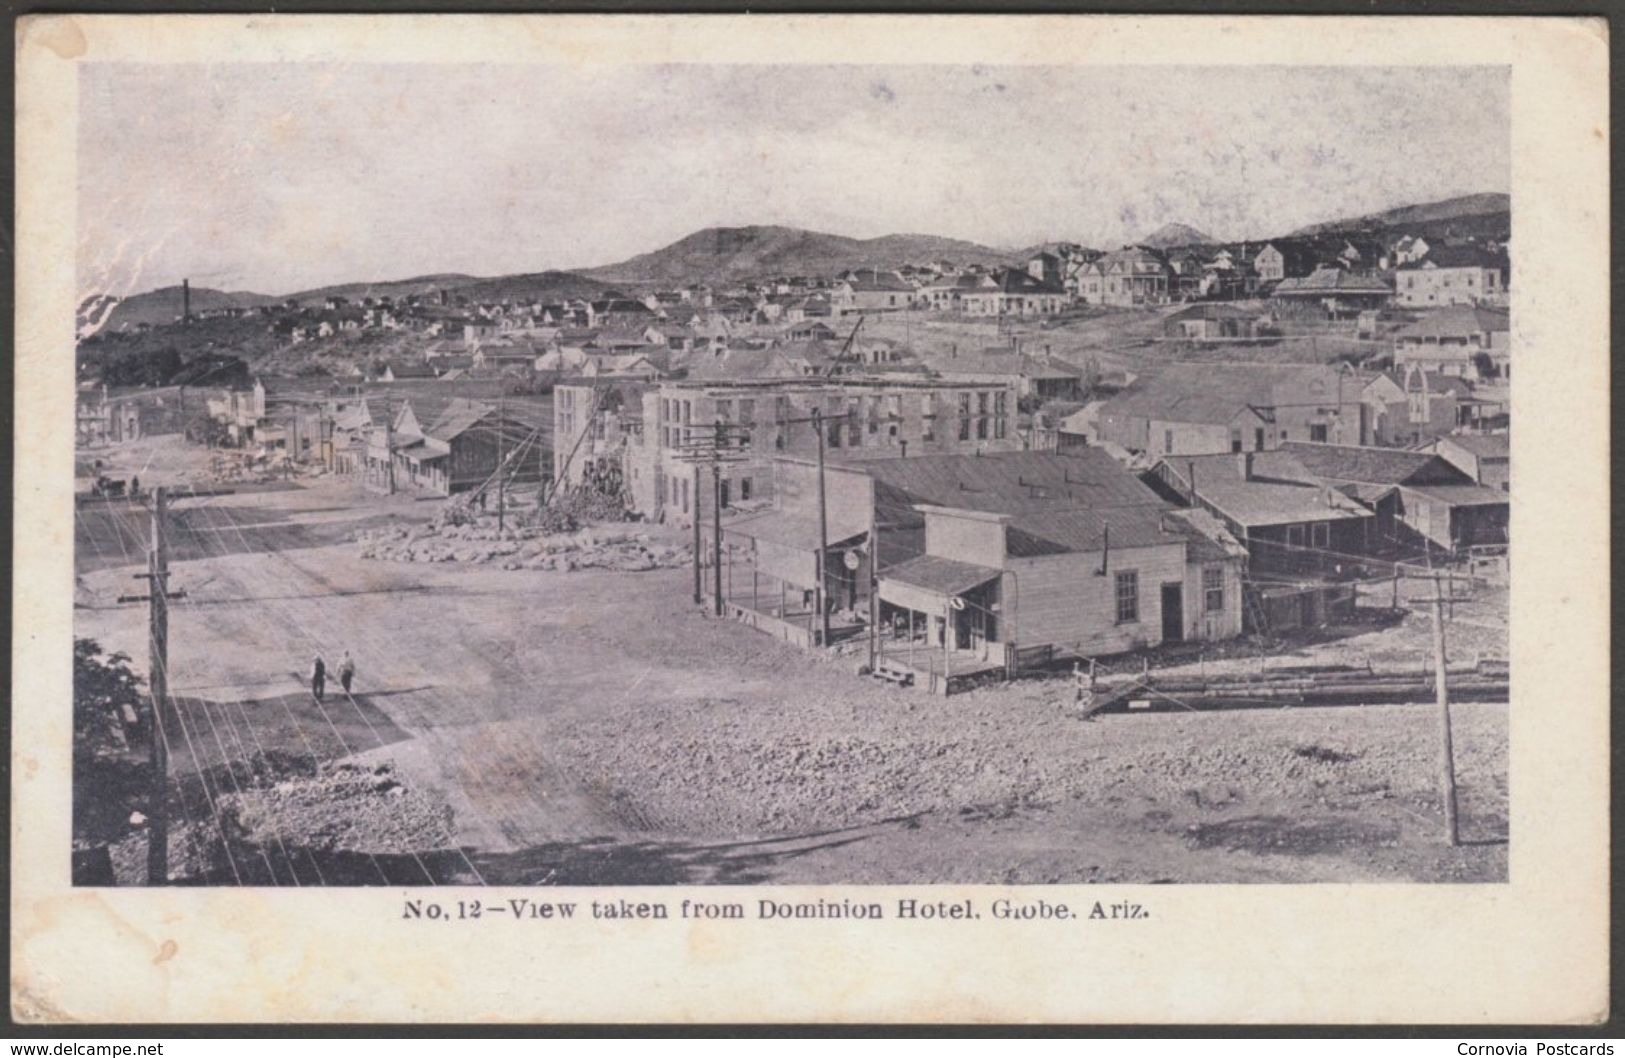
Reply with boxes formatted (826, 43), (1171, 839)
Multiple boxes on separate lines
(357, 518), (690, 572)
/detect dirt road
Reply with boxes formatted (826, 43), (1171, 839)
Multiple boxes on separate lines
(74, 470), (1507, 885)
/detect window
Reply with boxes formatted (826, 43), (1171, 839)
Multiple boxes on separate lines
(1164, 429), (1175, 454)
(720, 479), (730, 508)
(1230, 427), (1243, 453)
(1286, 524), (1306, 549)
(1255, 428), (1266, 451)
(1311, 522), (1330, 549)
(1203, 566), (1225, 612)
(740, 477), (752, 501)
(1115, 571), (1139, 624)
(680, 477), (690, 515)
(828, 417), (842, 449)
(1309, 424), (1328, 443)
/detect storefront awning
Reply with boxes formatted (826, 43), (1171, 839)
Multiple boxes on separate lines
(722, 509), (868, 551)
(879, 554), (1001, 614)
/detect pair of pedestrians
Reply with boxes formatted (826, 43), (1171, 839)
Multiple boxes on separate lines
(309, 651), (356, 701)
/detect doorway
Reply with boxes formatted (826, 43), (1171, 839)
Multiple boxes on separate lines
(1160, 583), (1184, 643)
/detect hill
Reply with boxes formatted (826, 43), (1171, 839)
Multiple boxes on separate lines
(285, 273), (480, 305)
(449, 270), (619, 303)
(1138, 222), (1215, 249)
(1289, 192), (1509, 237)
(577, 225), (1018, 285)
(82, 285), (275, 336)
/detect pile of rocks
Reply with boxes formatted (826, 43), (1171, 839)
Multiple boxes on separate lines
(224, 761), (455, 857)
(357, 521), (689, 573)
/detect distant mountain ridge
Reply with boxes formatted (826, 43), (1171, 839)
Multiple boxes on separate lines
(576, 225), (1022, 285)
(1288, 192), (1509, 237)
(1138, 222), (1216, 249)
(88, 191), (1511, 327)
(78, 285), (276, 336)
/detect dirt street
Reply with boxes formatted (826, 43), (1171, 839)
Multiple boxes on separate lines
(74, 451), (1507, 885)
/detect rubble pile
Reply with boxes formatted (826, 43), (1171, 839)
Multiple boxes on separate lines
(357, 518), (690, 573)
(533, 484), (638, 529)
(223, 761), (455, 856)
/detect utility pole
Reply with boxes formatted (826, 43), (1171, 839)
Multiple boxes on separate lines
(1430, 572), (1461, 846)
(712, 427), (724, 617)
(692, 463), (703, 606)
(116, 487), (185, 885)
(672, 415), (749, 611)
(383, 398), (396, 495)
(813, 408), (830, 648)
(496, 395), (507, 533)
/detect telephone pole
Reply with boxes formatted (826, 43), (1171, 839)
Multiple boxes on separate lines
(497, 395), (507, 533)
(117, 487), (185, 885)
(712, 451), (724, 616)
(692, 462), (703, 606)
(813, 408), (830, 648)
(672, 417), (749, 612)
(1430, 572), (1461, 846)
(383, 398), (396, 495)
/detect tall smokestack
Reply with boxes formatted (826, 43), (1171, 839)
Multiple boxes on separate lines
(182, 278), (191, 322)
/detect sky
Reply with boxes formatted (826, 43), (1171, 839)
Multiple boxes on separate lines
(78, 63), (1509, 298)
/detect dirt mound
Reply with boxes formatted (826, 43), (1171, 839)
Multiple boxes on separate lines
(551, 688), (1506, 840)
(223, 761), (455, 856)
(357, 519), (689, 572)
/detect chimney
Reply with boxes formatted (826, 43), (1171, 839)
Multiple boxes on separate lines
(182, 278), (191, 321)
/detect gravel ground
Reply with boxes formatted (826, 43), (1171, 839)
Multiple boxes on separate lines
(553, 675), (1507, 843)
(76, 442), (1509, 884)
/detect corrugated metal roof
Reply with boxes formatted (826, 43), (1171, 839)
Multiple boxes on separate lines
(881, 554), (1001, 597)
(1165, 508), (1249, 563)
(1399, 483), (1510, 507)
(722, 509), (868, 551)
(1271, 268), (1392, 295)
(1280, 441), (1468, 486)
(1392, 305), (1510, 340)
(861, 449), (1165, 523)
(1004, 505), (1187, 557)
(1436, 433), (1509, 458)
(1187, 479), (1371, 528)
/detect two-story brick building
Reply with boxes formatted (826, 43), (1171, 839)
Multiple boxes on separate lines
(620, 376), (1023, 527)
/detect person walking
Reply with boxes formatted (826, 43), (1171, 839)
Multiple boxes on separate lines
(337, 651), (355, 696)
(309, 654), (327, 702)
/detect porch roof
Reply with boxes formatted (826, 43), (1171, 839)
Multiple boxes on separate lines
(880, 554), (1001, 599)
(722, 508), (868, 552)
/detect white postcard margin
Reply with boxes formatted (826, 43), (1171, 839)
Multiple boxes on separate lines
(12, 14), (1610, 1024)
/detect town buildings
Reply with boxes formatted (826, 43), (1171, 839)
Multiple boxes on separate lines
(957, 268), (1070, 317)
(1394, 246), (1508, 308)
(1095, 363), (1367, 457)
(1076, 246), (1174, 307)
(1391, 305), (1511, 380)
(364, 397), (545, 495)
(552, 370), (1029, 529)
(1422, 433), (1511, 492)
(1358, 367), (1474, 447)
(713, 448), (1247, 677)
(1268, 267), (1393, 319)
